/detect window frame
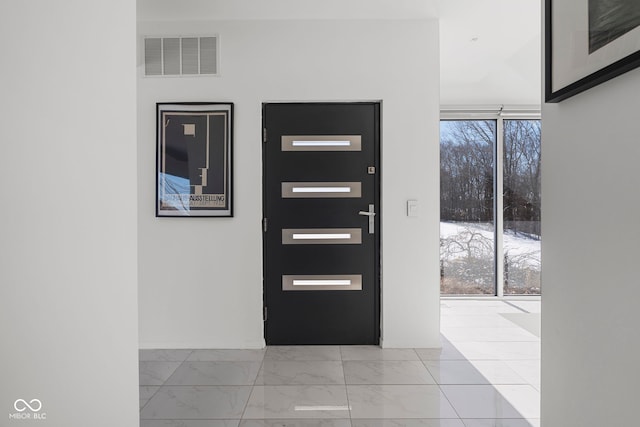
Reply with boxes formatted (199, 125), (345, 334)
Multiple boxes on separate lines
(440, 106), (541, 297)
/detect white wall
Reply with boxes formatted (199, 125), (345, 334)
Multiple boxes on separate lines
(0, 1), (139, 427)
(541, 68), (640, 425)
(137, 16), (441, 348)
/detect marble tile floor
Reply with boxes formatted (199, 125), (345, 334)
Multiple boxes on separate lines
(139, 299), (541, 427)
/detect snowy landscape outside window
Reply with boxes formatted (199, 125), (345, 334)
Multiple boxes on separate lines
(503, 120), (541, 294)
(440, 118), (541, 295)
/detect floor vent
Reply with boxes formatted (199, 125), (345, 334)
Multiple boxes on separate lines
(144, 36), (218, 76)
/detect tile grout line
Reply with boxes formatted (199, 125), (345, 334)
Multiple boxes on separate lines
(139, 349), (195, 414)
(342, 359), (354, 423)
(159, 351), (193, 386)
(438, 382), (465, 422)
(238, 351), (265, 420)
(340, 345), (356, 425)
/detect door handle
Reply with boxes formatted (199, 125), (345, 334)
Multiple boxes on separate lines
(358, 204), (375, 234)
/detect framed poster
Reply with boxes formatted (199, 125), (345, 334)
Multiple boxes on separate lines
(156, 103), (233, 217)
(546, 0), (640, 102)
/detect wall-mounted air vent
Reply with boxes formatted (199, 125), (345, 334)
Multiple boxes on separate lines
(144, 36), (218, 76)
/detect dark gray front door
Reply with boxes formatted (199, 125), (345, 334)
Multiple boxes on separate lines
(262, 102), (381, 345)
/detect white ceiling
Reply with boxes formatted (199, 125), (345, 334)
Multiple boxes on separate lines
(138, 0), (542, 106)
(439, 0), (542, 106)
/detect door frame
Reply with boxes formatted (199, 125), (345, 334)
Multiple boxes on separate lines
(261, 101), (382, 344)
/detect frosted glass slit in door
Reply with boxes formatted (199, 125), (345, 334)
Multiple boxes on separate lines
(293, 280), (351, 286)
(282, 228), (362, 245)
(293, 187), (351, 193)
(283, 275), (363, 291)
(282, 135), (362, 151)
(293, 141), (350, 147)
(282, 182), (361, 198)
(292, 233), (351, 240)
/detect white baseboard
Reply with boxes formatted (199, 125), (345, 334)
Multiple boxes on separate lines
(139, 339), (266, 350)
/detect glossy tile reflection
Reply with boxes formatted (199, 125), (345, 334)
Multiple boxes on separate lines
(344, 361), (436, 384)
(265, 346), (342, 361)
(256, 361), (345, 385)
(140, 385), (160, 409)
(351, 421), (465, 427)
(440, 385), (526, 419)
(139, 299), (541, 424)
(461, 419), (539, 427)
(340, 347), (419, 361)
(188, 349), (266, 362)
(166, 361), (261, 385)
(243, 385), (349, 419)
(423, 360), (490, 385)
(139, 361), (182, 386)
(140, 386), (252, 419)
(139, 349), (194, 362)
(493, 385), (540, 420)
(240, 421), (351, 427)
(240, 418), (351, 427)
(347, 385), (459, 419)
(141, 421), (241, 427)
(415, 341), (466, 361)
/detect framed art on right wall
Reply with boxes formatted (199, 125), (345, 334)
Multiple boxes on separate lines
(546, 0), (640, 102)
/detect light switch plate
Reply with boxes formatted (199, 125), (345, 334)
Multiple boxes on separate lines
(407, 199), (418, 217)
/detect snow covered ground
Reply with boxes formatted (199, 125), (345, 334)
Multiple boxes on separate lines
(440, 221), (541, 270)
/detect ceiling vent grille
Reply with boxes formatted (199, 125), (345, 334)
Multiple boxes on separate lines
(144, 36), (218, 76)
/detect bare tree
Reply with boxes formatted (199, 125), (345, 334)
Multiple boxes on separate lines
(503, 120), (541, 237)
(440, 120), (495, 222)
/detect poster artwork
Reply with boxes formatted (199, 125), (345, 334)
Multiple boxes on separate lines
(157, 103), (233, 217)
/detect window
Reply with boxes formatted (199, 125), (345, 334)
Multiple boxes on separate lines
(440, 120), (496, 294)
(502, 120), (541, 294)
(440, 111), (541, 296)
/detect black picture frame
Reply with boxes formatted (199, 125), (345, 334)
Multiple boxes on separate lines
(545, 0), (640, 103)
(156, 102), (233, 217)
